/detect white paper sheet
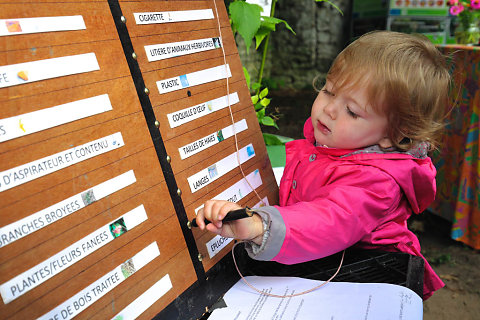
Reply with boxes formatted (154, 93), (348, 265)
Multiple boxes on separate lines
(209, 276), (422, 320)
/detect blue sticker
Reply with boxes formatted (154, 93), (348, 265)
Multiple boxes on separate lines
(246, 145), (255, 157)
(208, 164), (218, 179)
(179, 74), (189, 88)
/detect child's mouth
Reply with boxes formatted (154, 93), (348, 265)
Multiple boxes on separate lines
(317, 120), (331, 134)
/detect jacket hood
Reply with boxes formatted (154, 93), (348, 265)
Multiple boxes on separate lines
(301, 118), (437, 214)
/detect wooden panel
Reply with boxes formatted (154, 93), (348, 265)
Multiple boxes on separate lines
(0, 2), (181, 318)
(0, 2), (118, 52)
(0, 0), (279, 318)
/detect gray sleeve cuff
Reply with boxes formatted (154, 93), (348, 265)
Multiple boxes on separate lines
(244, 206), (285, 261)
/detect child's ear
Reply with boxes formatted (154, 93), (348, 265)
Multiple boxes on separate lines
(378, 137), (393, 149)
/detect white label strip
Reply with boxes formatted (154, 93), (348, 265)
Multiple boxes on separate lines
(0, 53), (99, 89)
(157, 64), (231, 94)
(206, 236), (233, 259)
(205, 195), (268, 259)
(187, 144), (256, 193)
(38, 242), (159, 320)
(134, 9), (214, 25)
(111, 274), (172, 320)
(145, 37), (221, 62)
(179, 119), (248, 160)
(0, 171), (136, 248)
(167, 92), (239, 129)
(0, 205), (148, 304)
(0, 15), (86, 37)
(195, 169), (263, 214)
(0, 132), (124, 193)
(0, 94), (112, 143)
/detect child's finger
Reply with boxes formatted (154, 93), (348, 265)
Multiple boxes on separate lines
(195, 208), (206, 230)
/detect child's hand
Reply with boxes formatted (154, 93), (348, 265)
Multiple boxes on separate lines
(196, 200), (264, 244)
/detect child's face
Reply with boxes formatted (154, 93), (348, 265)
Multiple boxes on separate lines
(311, 80), (392, 149)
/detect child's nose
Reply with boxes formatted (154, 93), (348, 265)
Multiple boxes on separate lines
(323, 101), (338, 120)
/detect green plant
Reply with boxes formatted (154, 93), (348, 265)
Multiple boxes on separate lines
(229, 0), (294, 133)
(228, 0), (341, 142)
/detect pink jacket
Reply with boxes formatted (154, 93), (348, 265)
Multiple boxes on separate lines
(250, 119), (443, 299)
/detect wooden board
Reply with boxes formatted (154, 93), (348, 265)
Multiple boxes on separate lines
(0, 0), (279, 318)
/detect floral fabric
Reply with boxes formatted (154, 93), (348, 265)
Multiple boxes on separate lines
(431, 45), (480, 249)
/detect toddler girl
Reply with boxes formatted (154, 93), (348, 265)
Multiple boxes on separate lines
(196, 31), (451, 299)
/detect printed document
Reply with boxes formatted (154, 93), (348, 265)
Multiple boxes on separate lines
(208, 276), (422, 320)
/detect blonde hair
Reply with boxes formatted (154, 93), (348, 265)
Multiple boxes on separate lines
(326, 31), (451, 151)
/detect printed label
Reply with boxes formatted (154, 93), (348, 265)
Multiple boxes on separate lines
(187, 144), (256, 193)
(145, 37), (221, 62)
(157, 64), (231, 94)
(0, 132), (124, 192)
(0, 171), (136, 248)
(134, 9), (214, 24)
(205, 195), (269, 259)
(179, 119), (247, 159)
(167, 93), (239, 128)
(195, 169), (263, 214)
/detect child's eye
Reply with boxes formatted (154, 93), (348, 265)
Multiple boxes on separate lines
(346, 106), (358, 119)
(322, 88), (334, 96)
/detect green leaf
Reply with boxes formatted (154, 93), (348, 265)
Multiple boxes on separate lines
(261, 116), (275, 127)
(261, 16), (296, 35)
(252, 82), (261, 91)
(254, 102), (263, 111)
(263, 133), (294, 145)
(259, 18), (277, 32)
(263, 133), (284, 145)
(259, 87), (269, 99)
(315, 0), (344, 16)
(260, 97), (271, 107)
(251, 94), (259, 104)
(255, 27), (271, 49)
(256, 107), (265, 119)
(229, 1), (262, 52)
(243, 67), (251, 90)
